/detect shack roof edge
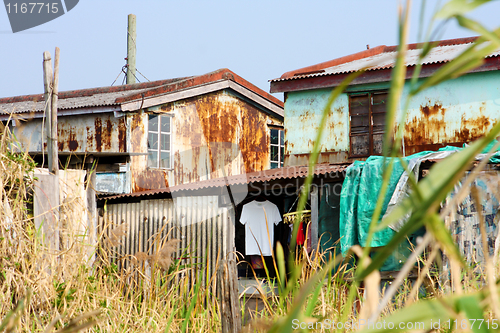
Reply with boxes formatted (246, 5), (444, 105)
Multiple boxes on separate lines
(0, 68), (284, 115)
(269, 36), (492, 92)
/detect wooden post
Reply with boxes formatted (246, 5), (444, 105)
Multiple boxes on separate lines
(126, 14), (136, 84)
(86, 165), (97, 265)
(50, 47), (60, 175)
(311, 186), (319, 254)
(217, 259), (241, 333)
(42, 51), (53, 166)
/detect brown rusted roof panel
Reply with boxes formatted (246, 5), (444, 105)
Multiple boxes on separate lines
(1, 69), (283, 115)
(116, 68), (284, 108)
(0, 78), (188, 114)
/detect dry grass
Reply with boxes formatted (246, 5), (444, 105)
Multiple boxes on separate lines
(1, 128), (498, 332)
(0, 129), (221, 332)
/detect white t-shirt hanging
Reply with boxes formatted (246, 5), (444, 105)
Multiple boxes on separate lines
(240, 200), (282, 256)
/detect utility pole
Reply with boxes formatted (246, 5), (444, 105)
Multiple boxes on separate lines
(127, 14), (136, 84)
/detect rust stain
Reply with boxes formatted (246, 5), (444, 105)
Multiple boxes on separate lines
(299, 110), (312, 123)
(404, 102), (492, 155)
(238, 101), (269, 173)
(195, 94), (239, 174)
(104, 119), (113, 150)
(420, 102), (445, 117)
(118, 118), (126, 152)
(95, 118), (102, 152)
(68, 130), (78, 151)
(171, 91), (272, 180)
(129, 90), (281, 192)
(130, 113), (144, 152)
(86, 126), (92, 151)
(457, 114), (491, 141)
(133, 169), (169, 192)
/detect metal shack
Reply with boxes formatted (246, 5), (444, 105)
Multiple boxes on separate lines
(270, 36), (500, 274)
(270, 37), (500, 166)
(0, 68), (284, 194)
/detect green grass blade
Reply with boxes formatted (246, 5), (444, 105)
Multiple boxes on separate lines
(357, 285), (497, 333)
(289, 69), (365, 261)
(425, 213), (462, 264)
(456, 295), (490, 333)
(411, 33), (500, 95)
(276, 242), (286, 296)
(456, 15), (500, 45)
(435, 0), (490, 19)
(377, 126), (500, 233)
(268, 258), (341, 333)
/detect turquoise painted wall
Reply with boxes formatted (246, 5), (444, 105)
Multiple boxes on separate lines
(284, 70), (500, 160)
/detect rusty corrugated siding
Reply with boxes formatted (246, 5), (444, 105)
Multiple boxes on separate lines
(99, 196), (232, 290)
(129, 90), (282, 193)
(12, 113), (127, 153)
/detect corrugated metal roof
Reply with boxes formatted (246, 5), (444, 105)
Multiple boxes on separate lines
(271, 37), (500, 82)
(0, 88), (156, 114)
(0, 78), (187, 114)
(100, 163), (349, 201)
(1, 68), (284, 116)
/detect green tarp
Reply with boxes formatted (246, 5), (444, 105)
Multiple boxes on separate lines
(338, 142), (500, 271)
(340, 152), (429, 255)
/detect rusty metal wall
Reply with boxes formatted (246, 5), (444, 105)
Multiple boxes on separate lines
(402, 71), (499, 155)
(129, 90), (283, 192)
(99, 196), (233, 288)
(11, 112), (127, 153)
(284, 71), (500, 166)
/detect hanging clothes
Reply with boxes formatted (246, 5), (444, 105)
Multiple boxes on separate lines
(296, 222), (305, 245)
(240, 200), (282, 256)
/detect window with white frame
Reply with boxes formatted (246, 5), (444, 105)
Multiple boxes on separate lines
(148, 114), (171, 169)
(270, 128), (284, 169)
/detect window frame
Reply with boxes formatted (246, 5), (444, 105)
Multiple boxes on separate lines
(270, 128), (285, 169)
(348, 91), (388, 158)
(147, 113), (172, 169)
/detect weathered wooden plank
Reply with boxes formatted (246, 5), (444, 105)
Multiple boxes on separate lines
(217, 259), (241, 333)
(33, 173), (59, 252)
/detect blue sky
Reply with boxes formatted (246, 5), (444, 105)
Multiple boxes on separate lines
(1, 0), (499, 100)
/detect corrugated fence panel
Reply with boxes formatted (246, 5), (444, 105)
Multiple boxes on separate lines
(101, 196), (232, 290)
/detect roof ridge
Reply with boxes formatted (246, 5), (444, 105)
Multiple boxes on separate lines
(0, 77), (189, 104)
(277, 36), (480, 81)
(116, 68), (284, 107)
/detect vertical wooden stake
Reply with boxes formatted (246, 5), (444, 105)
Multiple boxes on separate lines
(217, 259), (241, 333)
(311, 186), (319, 254)
(42, 51), (53, 167)
(127, 14), (136, 84)
(51, 47), (60, 175)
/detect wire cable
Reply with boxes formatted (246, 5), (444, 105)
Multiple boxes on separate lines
(136, 68), (151, 82)
(110, 66), (126, 86)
